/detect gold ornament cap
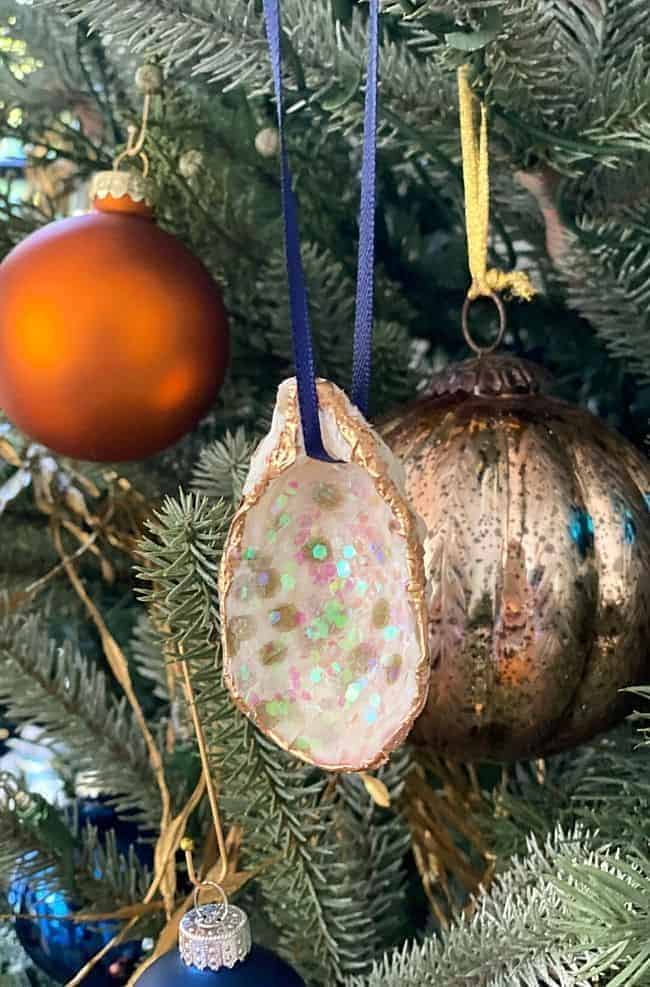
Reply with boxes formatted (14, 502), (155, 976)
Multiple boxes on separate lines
(179, 885), (252, 971)
(90, 170), (155, 216)
(429, 354), (553, 399)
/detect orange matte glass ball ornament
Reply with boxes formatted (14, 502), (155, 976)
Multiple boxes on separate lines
(0, 173), (229, 461)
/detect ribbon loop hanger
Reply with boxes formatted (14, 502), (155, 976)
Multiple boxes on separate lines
(457, 65), (535, 313)
(262, 0), (379, 460)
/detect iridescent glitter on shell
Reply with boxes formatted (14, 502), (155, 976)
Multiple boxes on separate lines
(220, 378), (429, 772)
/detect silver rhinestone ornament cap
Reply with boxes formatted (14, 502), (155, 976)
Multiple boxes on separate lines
(179, 903), (252, 971)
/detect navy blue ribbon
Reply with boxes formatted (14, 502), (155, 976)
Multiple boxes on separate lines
(262, 0), (379, 460)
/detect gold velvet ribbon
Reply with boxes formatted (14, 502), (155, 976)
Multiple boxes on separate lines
(458, 65), (535, 302)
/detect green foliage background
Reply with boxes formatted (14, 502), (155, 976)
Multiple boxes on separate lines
(1, 2), (650, 985)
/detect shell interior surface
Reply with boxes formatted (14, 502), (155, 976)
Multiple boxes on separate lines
(220, 379), (429, 772)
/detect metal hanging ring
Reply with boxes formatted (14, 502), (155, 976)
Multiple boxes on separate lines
(461, 292), (507, 357)
(112, 149), (149, 178)
(193, 881), (229, 927)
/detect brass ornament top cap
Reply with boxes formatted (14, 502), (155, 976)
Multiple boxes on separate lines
(90, 170), (156, 210)
(429, 353), (554, 400)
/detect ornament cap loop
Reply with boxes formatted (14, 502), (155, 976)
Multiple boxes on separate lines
(461, 292), (507, 356)
(193, 881), (228, 923)
(179, 888), (251, 972)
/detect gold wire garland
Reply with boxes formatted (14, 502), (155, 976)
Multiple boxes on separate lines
(51, 527), (235, 985)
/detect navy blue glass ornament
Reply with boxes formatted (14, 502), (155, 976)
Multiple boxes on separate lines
(73, 796), (154, 869)
(11, 878), (142, 985)
(136, 945), (305, 987)
(9, 797), (153, 985)
(137, 887), (304, 987)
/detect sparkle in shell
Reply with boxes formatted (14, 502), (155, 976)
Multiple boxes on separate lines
(219, 378), (429, 772)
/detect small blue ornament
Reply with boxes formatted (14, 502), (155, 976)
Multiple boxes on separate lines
(135, 945), (305, 987)
(73, 796), (154, 868)
(136, 887), (304, 987)
(11, 880), (142, 986)
(9, 797), (153, 985)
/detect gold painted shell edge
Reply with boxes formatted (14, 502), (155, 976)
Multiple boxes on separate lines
(218, 378), (430, 774)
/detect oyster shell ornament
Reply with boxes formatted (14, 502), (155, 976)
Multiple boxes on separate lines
(219, 379), (429, 771)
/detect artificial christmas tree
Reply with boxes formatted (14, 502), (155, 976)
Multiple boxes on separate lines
(1, 2), (650, 985)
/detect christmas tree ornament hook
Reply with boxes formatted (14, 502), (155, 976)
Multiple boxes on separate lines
(458, 64), (535, 354)
(112, 92), (152, 176)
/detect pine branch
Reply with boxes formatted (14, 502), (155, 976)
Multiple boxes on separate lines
(0, 776), (150, 913)
(0, 781), (68, 890)
(0, 614), (161, 828)
(43, 0), (457, 161)
(550, 854), (650, 985)
(485, 1), (579, 130)
(138, 490), (413, 982)
(370, 320), (421, 413)
(137, 491), (228, 658)
(75, 822), (151, 911)
(337, 751), (413, 949)
(483, 727), (650, 862)
(130, 613), (170, 705)
(257, 243), (417, 414)
(351, 825), (650, 987)
(557, 215), (650, 382)
(41, 0), (650, 183)
(258, 243), (357, 396)
(191, 429), (258, 503)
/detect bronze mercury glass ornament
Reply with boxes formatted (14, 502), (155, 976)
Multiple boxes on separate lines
(381, 350), (650, 762)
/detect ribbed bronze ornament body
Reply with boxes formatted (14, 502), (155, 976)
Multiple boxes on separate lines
(381, 355), (650, 761)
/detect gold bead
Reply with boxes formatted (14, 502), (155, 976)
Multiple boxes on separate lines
(255, 127), (280, 158)
(135, 63), (163, 94)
